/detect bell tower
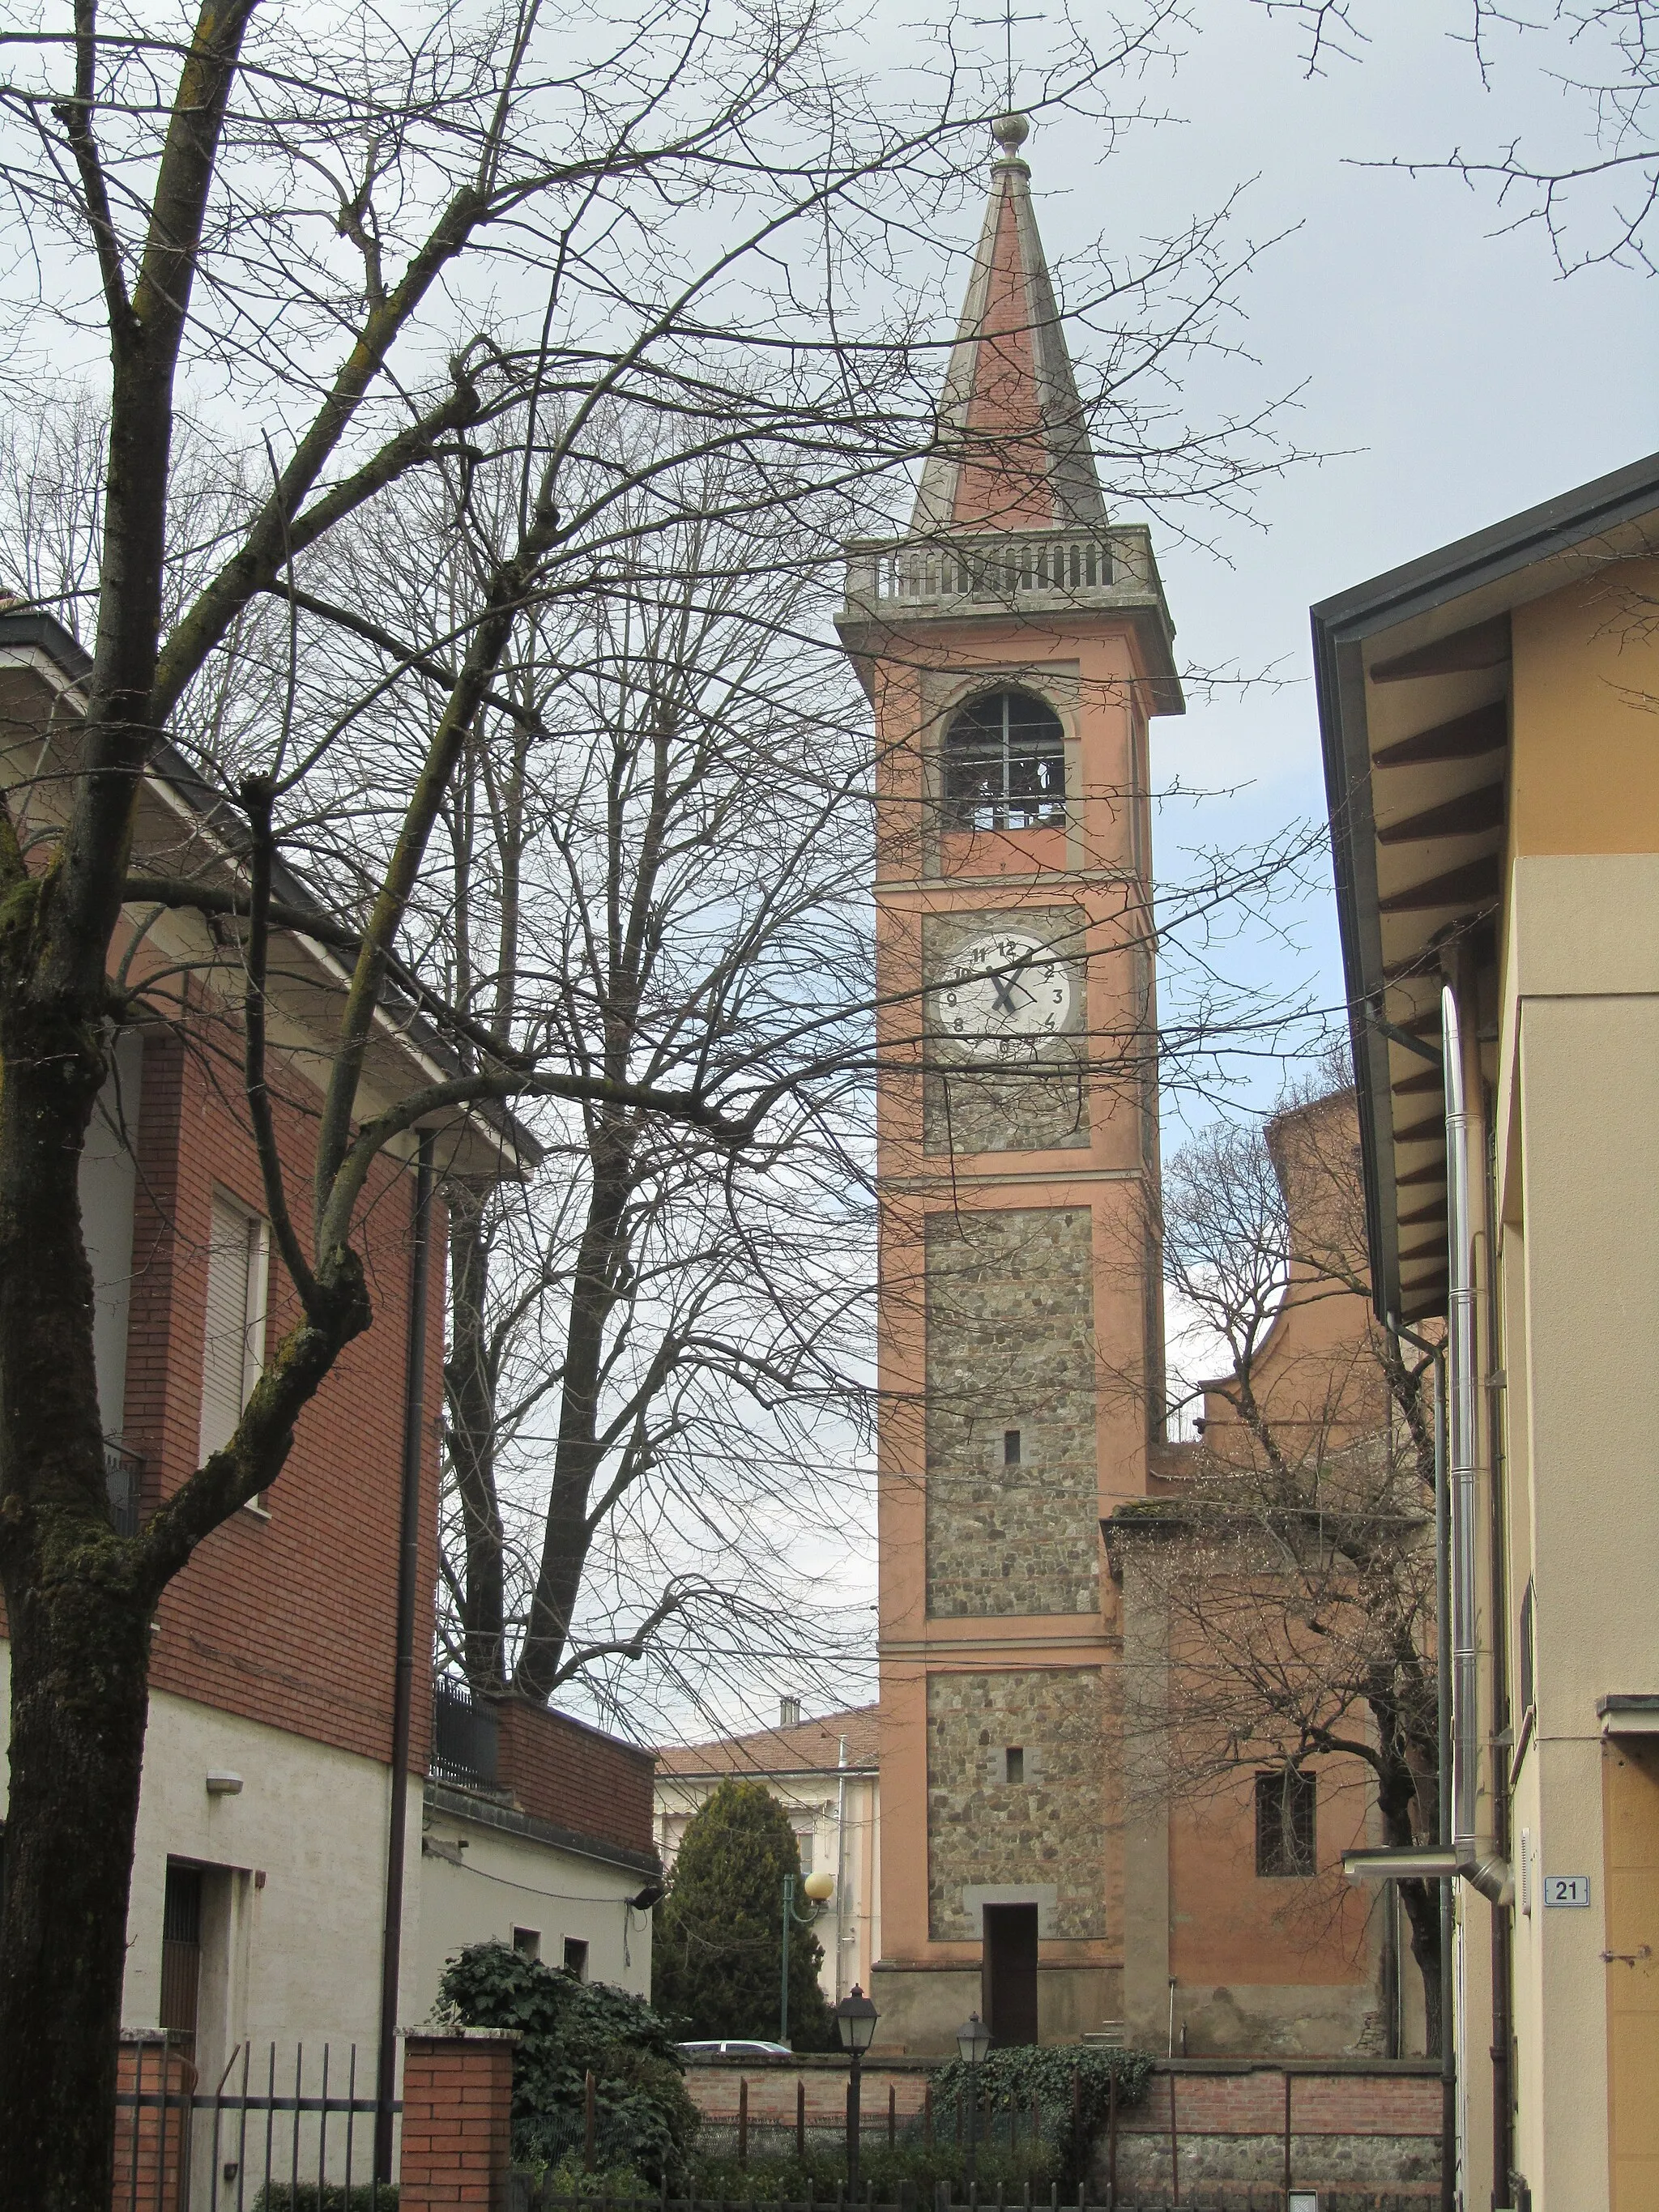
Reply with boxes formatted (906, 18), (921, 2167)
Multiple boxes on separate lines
(837, 113), (1183, 2052)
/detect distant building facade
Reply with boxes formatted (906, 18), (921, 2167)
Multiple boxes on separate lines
(655, 1703), (880, 2001)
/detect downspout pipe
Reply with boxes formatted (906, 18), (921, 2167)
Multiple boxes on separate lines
(376, 1132), (436, 2184)
(1442, 982), (1511, 1912)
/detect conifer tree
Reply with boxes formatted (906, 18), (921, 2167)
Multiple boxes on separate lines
(652, 1779), (838, 2049)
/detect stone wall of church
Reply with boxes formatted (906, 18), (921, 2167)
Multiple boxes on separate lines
(921, 910), (1088, 1157)
(923, 1206), (1100, 1617)
(926, 1667), (1107, 1941)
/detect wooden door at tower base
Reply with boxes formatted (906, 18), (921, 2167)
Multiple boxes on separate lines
(1606, 1735), (1659, 2210)
(982, 1903), (1039, 2047)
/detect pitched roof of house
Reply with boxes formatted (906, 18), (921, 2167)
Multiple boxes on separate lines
(0, 607), (538, 1178)
(911, 114), (1107, 537)
(655, 1703), (880, 1780)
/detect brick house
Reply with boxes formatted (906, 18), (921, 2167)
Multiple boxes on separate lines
(0, 609), (659, 2099)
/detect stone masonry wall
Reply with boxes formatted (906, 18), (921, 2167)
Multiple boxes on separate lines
(923, 910), (1088, 1157)
(923, 1207), (1099, 1617)
(927, 1668), (1106, 1940)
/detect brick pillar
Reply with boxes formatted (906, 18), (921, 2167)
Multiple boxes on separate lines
(399, 2031), (518, 2212)
(112, 2035), (196, 2212)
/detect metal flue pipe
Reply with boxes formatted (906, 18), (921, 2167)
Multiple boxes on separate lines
(1440, 982), (1512, 1908)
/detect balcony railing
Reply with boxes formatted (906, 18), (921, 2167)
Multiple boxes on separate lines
(104, 1437), (143, 1536)
(841, 526), (1164, 619)
(431, 1673), (501, 1789)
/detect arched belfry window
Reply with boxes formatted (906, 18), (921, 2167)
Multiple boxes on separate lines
(942, 689), (1066, 831)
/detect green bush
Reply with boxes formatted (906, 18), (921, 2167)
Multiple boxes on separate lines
(651, 1780), (837, 2051)
(439, 1941), (700, 2184)
(928, 2046), (1155, 2189)
(252, 2190), (398, 2212)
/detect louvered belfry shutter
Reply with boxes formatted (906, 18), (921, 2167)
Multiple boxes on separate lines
(198, 1194), (263, 1460)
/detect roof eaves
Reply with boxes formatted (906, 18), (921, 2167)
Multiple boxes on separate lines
(1311, 449), (1659, 1329)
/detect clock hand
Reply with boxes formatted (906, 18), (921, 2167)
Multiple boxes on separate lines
(990, 974), (1028, 1016)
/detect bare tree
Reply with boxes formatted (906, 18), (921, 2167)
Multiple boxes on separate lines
(1124, 1083), (1445, 2048)
(373, 442), (881, 1711)
(1256, 0), (1659, 271)
(0, 0), (1201, 2189)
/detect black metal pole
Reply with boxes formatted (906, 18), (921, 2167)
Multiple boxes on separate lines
(965, 2072), (977, 2190)
(375, 1133), (435, 2184)
(847, 2048), (862, 2198)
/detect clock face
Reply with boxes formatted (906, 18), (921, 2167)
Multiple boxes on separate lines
(932, 931), (1074, 1063)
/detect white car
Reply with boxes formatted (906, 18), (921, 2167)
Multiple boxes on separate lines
(675, 2039), (795, 2059)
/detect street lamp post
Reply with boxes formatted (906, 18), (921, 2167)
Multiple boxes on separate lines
(954, 2012), (991, 2193)
(836, 1984), (878, 2198)
(782, 1868), (837, 2044)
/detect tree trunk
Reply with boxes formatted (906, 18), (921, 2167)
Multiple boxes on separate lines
(1398, 1876), (1443, 2057)
(514, 1153), (631, 1702)
(445, 1184), (507, 1691)
(0, 995), (160, 2206)
(0, 1534), (156, 2210)
(1371, 1687), (1443, 2056)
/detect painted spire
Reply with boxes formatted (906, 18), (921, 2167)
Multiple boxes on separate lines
(911, 113), (1107, 536)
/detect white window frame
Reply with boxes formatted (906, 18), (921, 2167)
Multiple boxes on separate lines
(198, 1188), (271, 1469)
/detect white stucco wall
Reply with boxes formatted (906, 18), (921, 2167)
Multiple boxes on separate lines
(416, 1794), (651, 2004)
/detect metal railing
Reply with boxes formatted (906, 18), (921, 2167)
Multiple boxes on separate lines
(843, 535), (1122, 612)
(430, 1674), (500, 1788)
(116, 2036), (398, 2212)
(106, 1437), (143, 1536)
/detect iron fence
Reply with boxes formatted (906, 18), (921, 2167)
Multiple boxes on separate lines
(116, 2036), (399, 2212)
(430, 1674), (499, 1788)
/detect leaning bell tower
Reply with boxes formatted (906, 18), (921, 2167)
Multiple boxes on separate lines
(835, 113), (1183, 2053)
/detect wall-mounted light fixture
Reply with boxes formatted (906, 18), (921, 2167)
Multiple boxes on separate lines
(205, 1772), (244, 1796)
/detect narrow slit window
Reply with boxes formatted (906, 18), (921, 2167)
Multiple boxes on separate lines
(563, 1937), (589, 1981)
(1004, 1747), (1025, 1786)
(1004, 1429), (1022, 1466)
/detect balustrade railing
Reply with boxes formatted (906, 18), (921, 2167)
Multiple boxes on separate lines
(843, 532), (1138, 612)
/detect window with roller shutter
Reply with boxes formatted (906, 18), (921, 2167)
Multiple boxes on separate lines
(198, 1191), (269, 1464)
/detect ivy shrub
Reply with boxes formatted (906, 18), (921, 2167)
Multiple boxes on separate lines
(439, 1941), (700, 2184)
(928, 2046), (1155, 2188)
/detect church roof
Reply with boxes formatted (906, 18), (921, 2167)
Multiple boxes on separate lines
(911, 114), (1107, 537)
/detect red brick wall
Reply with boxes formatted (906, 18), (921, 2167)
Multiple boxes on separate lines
(1120, 2064), (1442, 2138)
(117, 1026), (445, 1771)
(683, 2056), (1443, 2140)
(399, 2033), (515, 2212)
(112, 2038), (196, 2212)
(495, 1699), (655, 1852)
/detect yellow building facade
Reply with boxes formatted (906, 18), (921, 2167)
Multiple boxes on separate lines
(1317, 451), (1659, 2211)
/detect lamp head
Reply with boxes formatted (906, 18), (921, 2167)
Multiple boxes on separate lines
(955, 2012), (992, 2066)
(803, 1869), (836, 1903)
(835, 1984), (879, 2053)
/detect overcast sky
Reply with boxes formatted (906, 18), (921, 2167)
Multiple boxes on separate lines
(682, 2), (1659, 1733)
(992, 0), (1659, 1132)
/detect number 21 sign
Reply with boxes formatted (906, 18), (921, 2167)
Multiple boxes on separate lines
(1543, 1874), (1592, 1908)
